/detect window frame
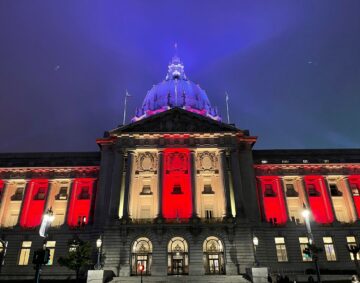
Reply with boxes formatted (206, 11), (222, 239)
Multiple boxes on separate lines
(274, 237), (288, 262)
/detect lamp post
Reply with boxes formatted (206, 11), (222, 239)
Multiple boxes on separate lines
(302, 207), (321, 283)
(94, 236), (102, 270)
(253, 235), (259, 266)
(35, 208), (55, 283)
(139, 264), (144, 283)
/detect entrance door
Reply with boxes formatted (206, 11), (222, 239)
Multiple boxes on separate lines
(172, 258), (184, 275)
(136, 255), (148, 274)
(208, 254), (220, 274)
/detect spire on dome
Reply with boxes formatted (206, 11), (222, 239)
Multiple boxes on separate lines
(166, 43), (186, 80)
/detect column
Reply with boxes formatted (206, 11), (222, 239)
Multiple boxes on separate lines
(190, 150), (198, 218)
(93, 144), (115, 226)
(108, 149), (125, 219)
(230, 149), (245, 218)
(279, 177), (290, 223)
(220, 150), (232, 218)
(156, 150), (164, 219)
(342, 176), (358, 221)
(122, 151), (134, 219)
(0, 181), (9, 225)
(322, 177), (337, 223)
(63, 179), (73, 228)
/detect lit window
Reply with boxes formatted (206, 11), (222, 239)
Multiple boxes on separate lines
(299, 237), (312, 262)
(346, 236), (360, 261)
(57, 187), (68, 200)
(18, 241), (32, 265)
(350, 184), (360, 196)
(12, 188), (24, 201)
(275, 237), (288, 262)
(140, 185), (152, 195)
(205, 209), (213, 219)
(45, 241), (56, 265)
(323, 237), (336, 261)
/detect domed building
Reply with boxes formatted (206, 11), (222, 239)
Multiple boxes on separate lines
(132, 54), (221, 122)
(0, 54), (359, 283)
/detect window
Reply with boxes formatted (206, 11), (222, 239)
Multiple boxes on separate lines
(308, 184), (320, 196)
(299, 237), (312, 261)
(172, 184), (183, 194)
(45, 241), (56, 265)
(323, 237), (336, 261)
(330, 184), (342, 196)
(34, 188), (46, 200)
(78, 187), (90, 200)
(346, 236), (360, 260)
(18, 241), (32, 265)
(140, 185), (152, 195)
(57, 187), (68, 200)
(12, 188), (24, 201)
(350, 183), (359, 196)
(285, 184), (298, 197)
(264, 184), (276, 197)
(275, 237), (288, 262)
(168, 237), (189, 275)
(0, 241), (7, 265)
(205, 209), (213, 219)
(203, 184), (214, 194)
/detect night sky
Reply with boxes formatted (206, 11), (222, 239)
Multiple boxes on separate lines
(0, 1), (359, 152)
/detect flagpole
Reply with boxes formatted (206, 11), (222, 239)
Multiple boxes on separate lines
(225, 92), (230, 124)
(123, 90), (130, 125)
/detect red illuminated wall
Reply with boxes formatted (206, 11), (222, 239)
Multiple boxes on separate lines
(349, 175), (360, 218)
(20, 179), (49, 228)
(0, 180), (4, 200)
(162, 148), (192, 219)
(258, 176), (288, 224)
(67, 178), (96, 227)
(304, 175), (334, 224)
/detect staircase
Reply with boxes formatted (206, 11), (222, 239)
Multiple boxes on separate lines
(110, 275), (250, 283)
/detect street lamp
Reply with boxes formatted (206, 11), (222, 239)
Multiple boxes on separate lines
(302, 206), (321, 283)
(94, 236), (102, 270)
(253, 235), (259, 266)
(39, 208), (55, 238)
(139, 264), (144, 283)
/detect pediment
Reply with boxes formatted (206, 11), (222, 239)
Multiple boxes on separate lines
(110, 108), (241, 134)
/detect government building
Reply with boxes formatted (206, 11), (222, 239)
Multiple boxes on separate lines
(0, 54), (359, 282)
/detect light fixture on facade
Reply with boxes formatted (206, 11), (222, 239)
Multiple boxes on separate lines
(95, 236), (103, 270)
(39, 208), (55, 238)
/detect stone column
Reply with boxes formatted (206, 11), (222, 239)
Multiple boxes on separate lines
(279, 177), (290, 223)
(220, 149), (232, 218)
(94, 144), (115, 227)
(342, 176), (358, 221)
(122, 151), (134, 219)
(237, 143), (261, 222)
(230, 149), (245, 218)
(0, 181), (9, 225)
(156, 150), (164, 219)
(322, 177), (338, 223)
(62, 179), (73, 228)
(190, 150), (198, 218)
(108, 149), (125, 220)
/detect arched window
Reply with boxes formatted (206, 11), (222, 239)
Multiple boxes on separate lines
(167, 237), (189, 275)
(203, 236), (225, 274)
(131, 237), (152, 276)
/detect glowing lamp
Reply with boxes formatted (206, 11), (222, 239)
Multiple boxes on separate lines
(253, 236), (259, 247)
(96, 238), (102, 249)
(139, 264), (144, 272)
(302, 209), (310, 219)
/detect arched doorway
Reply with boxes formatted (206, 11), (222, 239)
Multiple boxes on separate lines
(131, 237), (152, 276)
(203, 236), (225, 274)
(167, 237), (189, 275)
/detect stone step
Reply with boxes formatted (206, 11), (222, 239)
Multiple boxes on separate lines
(110, 275), (250, 283)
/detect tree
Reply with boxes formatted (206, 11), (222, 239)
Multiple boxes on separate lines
(347, 244), (360, 276)
(58, 239), (92, 282)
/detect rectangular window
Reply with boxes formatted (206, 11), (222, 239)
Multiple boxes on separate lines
(78, 187), (90, 200)
(12, 188), (24, 201)
(285, 184), (298, 197)
(205, 209), (213, 219)
(18, 241), (32, 265)
(264, 184), (276, 197)
(350, 184), (360, 196)
(329, 184), (342, 196)
(46, 241), (56, 265)
(275, 237), (288, 262)
(299, 237), (312, 261)
(323, 237), (336, 261)
(57, 187), (68, 200)
(347, 236), (360, 260)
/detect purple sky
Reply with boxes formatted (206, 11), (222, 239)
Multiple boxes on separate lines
(0, 1), (359, 152)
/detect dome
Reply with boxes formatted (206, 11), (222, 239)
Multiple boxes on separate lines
(132, 55), (221, 122)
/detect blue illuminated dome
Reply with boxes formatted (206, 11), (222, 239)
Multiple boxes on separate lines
(132, 55), (221, 122)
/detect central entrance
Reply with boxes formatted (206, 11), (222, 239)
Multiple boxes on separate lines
(168, 237), (189, 275)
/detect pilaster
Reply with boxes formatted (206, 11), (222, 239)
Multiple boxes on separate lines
(190, 150), (198, 218)
(220, 149), (233, 218)
(156, 150), (164, 219)
(122, 150), (135, 220)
